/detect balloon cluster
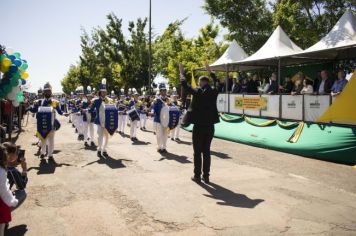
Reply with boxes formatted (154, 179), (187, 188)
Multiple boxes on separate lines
(0, 48), (28, 107)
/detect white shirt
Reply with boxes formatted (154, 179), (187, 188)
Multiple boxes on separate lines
(0, 167), (18, 207)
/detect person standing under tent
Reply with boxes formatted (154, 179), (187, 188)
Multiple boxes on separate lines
(179, 62), (220, 184)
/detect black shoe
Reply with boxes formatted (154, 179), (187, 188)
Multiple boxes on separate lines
(97, 151), (102, 157)
(134, 137), (138, 141)
(171, 138), (174, 141)
(102, 152), (109, 157)
(175, 138), (181, 142)
(77, 135), (81, 140)
(48, 156), (54, 162)
(40, 154), (45, 159)
(157, 149), (162, 153)
(143, 127), (146, 130)
(140, 128), (143, 131)
(131, 138), (135, 141)
(161, 149), (168, 153)
(75, 128), (78, 133)
(153, 132), (156, 135)
(191, 176), (201, 184)
(202, 176), (210, 184)
(84, 142), (89, 147)
(90, 141), (95, 147)
(72, 124), (75, 128)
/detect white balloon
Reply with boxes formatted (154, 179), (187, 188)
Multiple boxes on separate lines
(6, 47), (14, 54)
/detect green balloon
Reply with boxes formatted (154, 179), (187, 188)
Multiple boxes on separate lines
(17, 91), (24, 102)
(13, 52), (21, 59)
(21, 63), (28, 70)
(13, 71), (21, 79)
(0, 54), (6, 62)
(10, 78), (19, 86)
(3, 85), (11, 94)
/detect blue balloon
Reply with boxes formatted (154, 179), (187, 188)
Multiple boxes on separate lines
(21, 79), (26, 85)
(9, 65), (18, 73)
(13, 59), (22, 67)
(8, 55), (16, 62)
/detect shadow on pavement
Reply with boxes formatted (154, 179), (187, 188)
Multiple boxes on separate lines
(158, 152), (192, 164)
(175, 140), (192, 145)
(5, 224), (28, 236)
(132, 140), (151, 145)
(28, 159), (72, 175)
(211, 151), (232, 159)
(82, 155), (130, 169)
(200, 182), (264, 208)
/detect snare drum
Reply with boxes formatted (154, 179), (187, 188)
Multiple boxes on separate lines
(128, 108), (140, 121)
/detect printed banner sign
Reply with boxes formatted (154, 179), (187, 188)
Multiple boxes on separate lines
(304, 95), (330, 122)
(229, 94), (243, 114)
(217, 94), (228, 112)
(261, 95), (280, 118)
(104, 105), (118, 135)
(234, 96), (267, 110)
(281, 95), (303, 120)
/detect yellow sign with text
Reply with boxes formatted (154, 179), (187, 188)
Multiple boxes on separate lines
(235, 97), (268, 110)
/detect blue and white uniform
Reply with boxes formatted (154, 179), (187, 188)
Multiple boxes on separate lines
(128, 99), (140, 139)
(29, 98), (64, 157)
(153, 95), (169, 151)
(117, 98), (128, 134)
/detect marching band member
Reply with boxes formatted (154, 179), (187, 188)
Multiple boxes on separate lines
(82, 86), (95, 147)
(128, 92), (140, 142)
(117, 90), (128, 135)
(169, 94), (182, 141)
(139, 94), (148, 130)
(88, 79), (114, 157)
(29, 82), (67, 160)
(75, 87), (85, 140)
(153, 84), (170, 153)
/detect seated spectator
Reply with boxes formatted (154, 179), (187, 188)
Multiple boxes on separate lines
(247, 74), (260, 94)
(239, 78), (248, 94)
(300, 79), (314, 94)
(280, 75), (293, 94)
(231, 77), (241, 94)
(316, 70), (333, 95)
(331, 70), (348, 97)
(259, 77), (270, 94)
(266, 73), (279, 95)
(291, 72), (305, 95)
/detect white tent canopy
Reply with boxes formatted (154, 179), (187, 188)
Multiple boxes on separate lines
(305, 10), (356, 53)
(290, 10), (356, 60)
(210, 40), (248, 71)
(236, 26), (303, 67)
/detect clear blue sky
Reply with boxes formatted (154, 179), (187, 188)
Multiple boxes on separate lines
(2, 0), (224, 93)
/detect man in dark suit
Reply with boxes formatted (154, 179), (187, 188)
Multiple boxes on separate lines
(316, 70), (333, 94)
(179, 62), (220, 184)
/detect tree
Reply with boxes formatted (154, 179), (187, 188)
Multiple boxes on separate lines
(273, 0), (356, 48)
(204, 0), (273, 54)
(61, 65), (81, 94)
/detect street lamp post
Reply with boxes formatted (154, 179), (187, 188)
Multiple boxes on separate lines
(148, 0), (152, 94)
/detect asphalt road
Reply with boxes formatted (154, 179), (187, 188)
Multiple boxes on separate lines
(7, 115), (356, 236)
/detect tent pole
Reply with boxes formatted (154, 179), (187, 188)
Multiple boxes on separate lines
(225, 64), (230, 113)
(278, 58), (281, 87)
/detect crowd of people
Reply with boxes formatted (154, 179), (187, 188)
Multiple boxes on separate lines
(219, 70), (349, 96)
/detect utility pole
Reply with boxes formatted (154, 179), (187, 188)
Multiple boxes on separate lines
(148, 0), (152, 94)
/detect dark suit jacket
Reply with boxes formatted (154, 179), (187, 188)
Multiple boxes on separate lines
(181, 73), (220, 126)
(317, 78), (333, 94)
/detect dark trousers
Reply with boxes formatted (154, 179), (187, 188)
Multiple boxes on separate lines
(7, 167), (28, 190)
(192, 124), (214, 177)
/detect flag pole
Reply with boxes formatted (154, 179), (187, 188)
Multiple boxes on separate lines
(148, 0), (152, 94)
